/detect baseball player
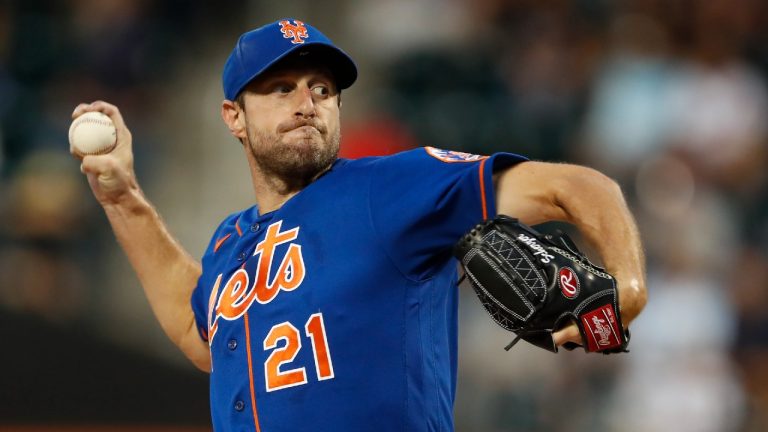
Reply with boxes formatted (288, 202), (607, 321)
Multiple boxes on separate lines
(71, 19), (646, 431)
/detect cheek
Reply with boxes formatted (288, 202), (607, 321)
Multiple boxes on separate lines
(245, 111), (278, 133)
(320, 106), (341, 129)
(245, 96), (291, 126)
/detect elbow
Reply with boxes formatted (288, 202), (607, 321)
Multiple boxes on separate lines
(628, 284), (648, 314)
(577, 166), (623, 198)
(619, 277), (648, 325)
(191, 356), (212, 373)
(601, 172), (624, 202)
(555, 166), (625, 222)
(176, 322), (212, 373)
(185, 345), (212, 373)
(634, 282), (649, 317)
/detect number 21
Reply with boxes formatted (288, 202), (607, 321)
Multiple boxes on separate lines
(263, 313), (335, 392)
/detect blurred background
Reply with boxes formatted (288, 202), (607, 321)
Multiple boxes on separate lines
(1, 0), (767, 431)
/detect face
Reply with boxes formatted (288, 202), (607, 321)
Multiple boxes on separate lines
(236, 62), (341, 186)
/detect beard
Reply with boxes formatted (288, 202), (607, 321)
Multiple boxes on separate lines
(245, 118), (340, 192)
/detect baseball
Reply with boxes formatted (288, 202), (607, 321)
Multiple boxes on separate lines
(68, 111), (117, 157)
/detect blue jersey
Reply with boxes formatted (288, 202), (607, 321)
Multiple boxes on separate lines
(191, 147), (525, 431)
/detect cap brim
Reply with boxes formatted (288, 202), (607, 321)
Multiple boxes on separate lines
(288, 43), (357, 90)
(235, 42), (357, 98)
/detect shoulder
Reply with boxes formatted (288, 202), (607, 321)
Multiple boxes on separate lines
(339, 147), (488, 170)
(336, 147), (527, 183)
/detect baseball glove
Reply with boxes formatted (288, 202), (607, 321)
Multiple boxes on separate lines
(454, 215), (629, 354)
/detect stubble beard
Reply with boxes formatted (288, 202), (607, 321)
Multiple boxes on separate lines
(245, 123), (340, 193)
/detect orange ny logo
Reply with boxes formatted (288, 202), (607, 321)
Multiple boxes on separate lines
(279, 20), (309, 44)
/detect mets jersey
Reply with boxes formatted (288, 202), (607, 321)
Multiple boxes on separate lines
(191, 147), (525, 431)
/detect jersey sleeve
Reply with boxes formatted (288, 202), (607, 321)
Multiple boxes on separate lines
(368, 147), (527, 280)
(190, 211), (241, 342)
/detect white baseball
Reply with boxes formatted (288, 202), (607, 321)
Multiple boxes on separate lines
(68, 111), (117, 156)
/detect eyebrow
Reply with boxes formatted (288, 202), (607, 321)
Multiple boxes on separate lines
(255, 72), (337, 93)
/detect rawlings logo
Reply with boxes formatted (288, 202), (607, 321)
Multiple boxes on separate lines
(581, 305), (622, 351)
(516, 234), (555, 263)
(591, 316), (612, 346)
(207, 220), (306, 345)
(558, 267), (579, 298)
(279, 19), (309, 44)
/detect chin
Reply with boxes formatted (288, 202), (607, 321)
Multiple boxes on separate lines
(248, 128), (340, 184)
(286, 134), (333, 154)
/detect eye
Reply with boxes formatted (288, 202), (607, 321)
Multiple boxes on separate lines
(273, 84), (292, 94)
(312, 85), (329, 97)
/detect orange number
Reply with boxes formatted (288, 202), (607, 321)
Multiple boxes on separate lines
(305, 313), (335, 380)
(262, 313), (335, 392)
(263, 322), (307, 392)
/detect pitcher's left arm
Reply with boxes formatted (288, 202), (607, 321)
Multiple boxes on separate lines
(494, 161), (647, 346)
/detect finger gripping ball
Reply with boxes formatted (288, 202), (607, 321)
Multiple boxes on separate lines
(69, 112), (117, 156)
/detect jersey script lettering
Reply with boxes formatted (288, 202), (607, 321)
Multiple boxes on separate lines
(207, 220), (306, 344)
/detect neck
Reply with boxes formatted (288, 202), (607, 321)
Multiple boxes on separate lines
(244, 145), (332, 215)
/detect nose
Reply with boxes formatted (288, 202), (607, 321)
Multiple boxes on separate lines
(294, 85), (316, 119)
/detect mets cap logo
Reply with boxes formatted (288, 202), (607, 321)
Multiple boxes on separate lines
(280, 20), (309, 44)
(426, 146), (488, 163)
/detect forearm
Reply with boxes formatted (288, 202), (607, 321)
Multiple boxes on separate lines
(102, 185), (208, 367)
(554, 169), (647, 324)
(496, 162), (647, 325)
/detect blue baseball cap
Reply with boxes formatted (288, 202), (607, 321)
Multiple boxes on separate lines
(222, 19), (358, 100)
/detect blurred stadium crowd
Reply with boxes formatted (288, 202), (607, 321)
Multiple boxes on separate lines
(1, 0), (767, 431)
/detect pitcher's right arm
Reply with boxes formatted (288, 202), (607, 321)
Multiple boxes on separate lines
(72, 101), (211, 372)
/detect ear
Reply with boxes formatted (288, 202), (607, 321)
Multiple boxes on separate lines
(221, 99), (247, 141)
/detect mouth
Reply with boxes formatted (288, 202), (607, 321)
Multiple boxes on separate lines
(285, 125), (319, 138)
(292, 125), (318, 133)
(279, 120), (326, 135)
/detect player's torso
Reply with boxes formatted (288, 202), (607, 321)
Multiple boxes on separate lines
(199, 159), (457, 432)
